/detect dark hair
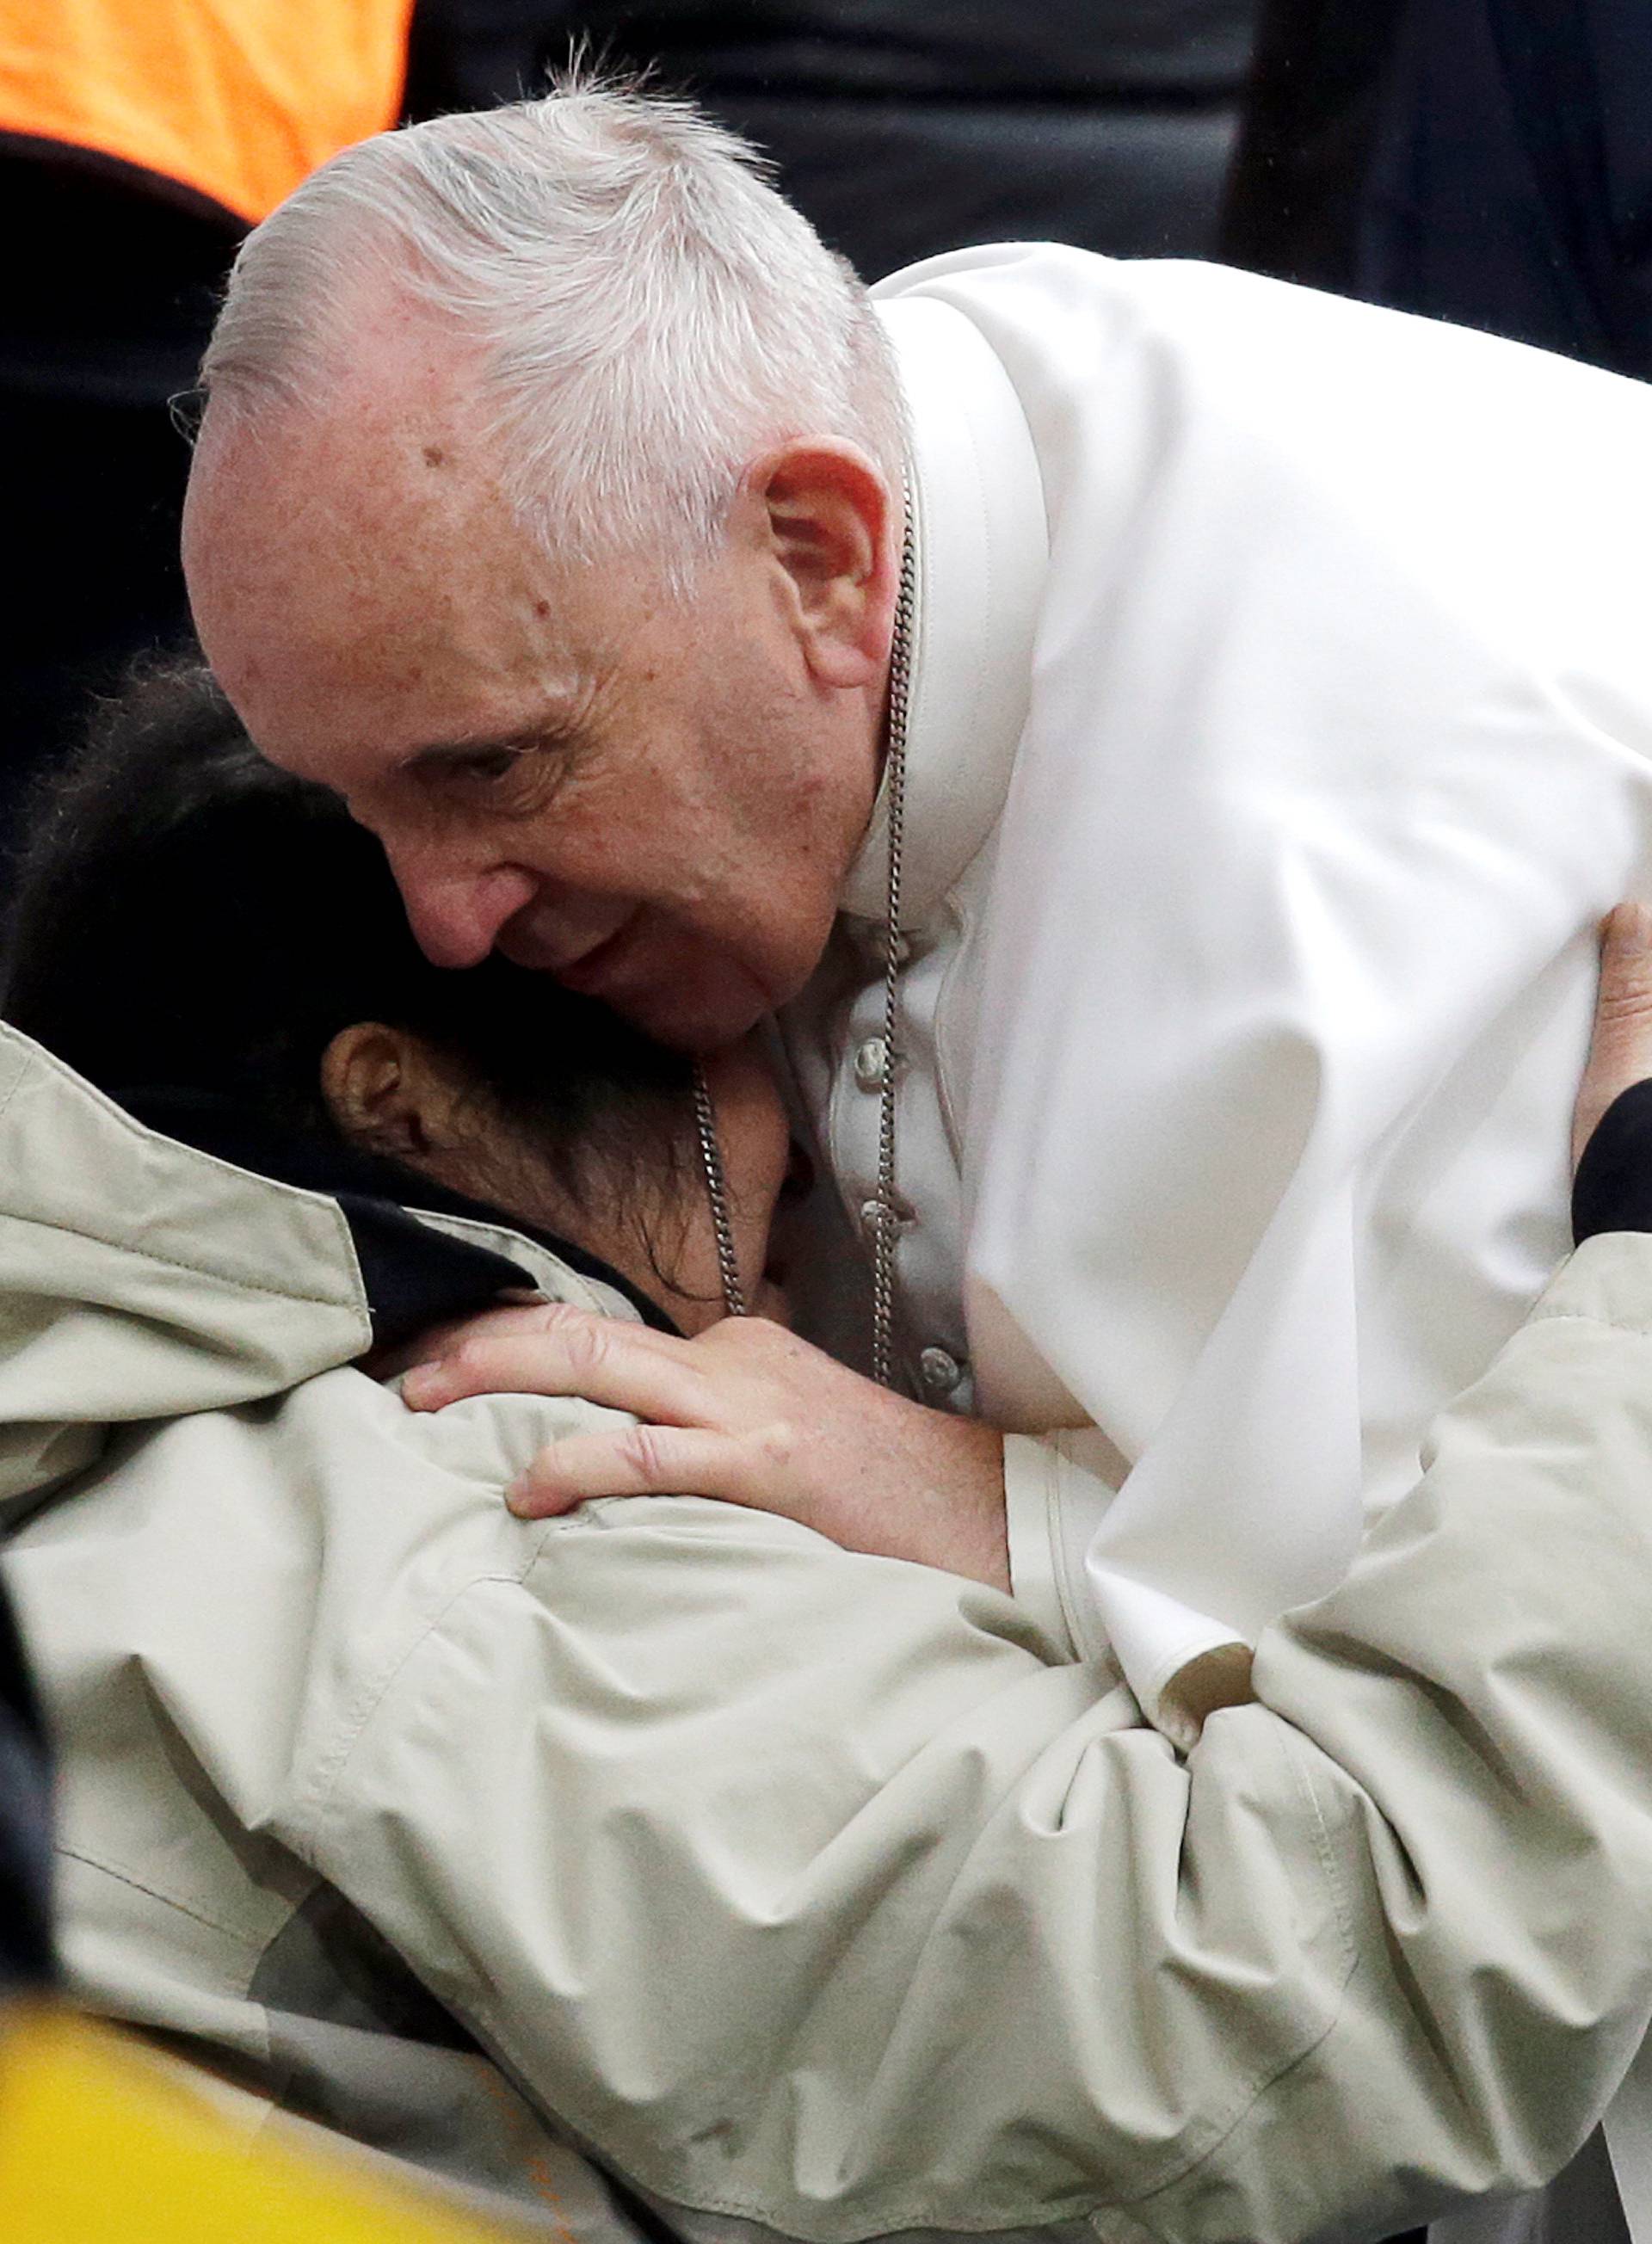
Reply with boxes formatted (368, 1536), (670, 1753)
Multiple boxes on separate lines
(0, 662), (692, 1202)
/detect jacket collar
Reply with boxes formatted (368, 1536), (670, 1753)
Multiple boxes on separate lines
(121, 1086), (675, 1342)
(839, 294), (1049, 925)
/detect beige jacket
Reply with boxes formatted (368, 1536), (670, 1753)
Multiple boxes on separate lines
(6, 1022), (1652, 2244)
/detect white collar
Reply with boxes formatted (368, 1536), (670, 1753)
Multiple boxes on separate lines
(839, 294), (1049, 924)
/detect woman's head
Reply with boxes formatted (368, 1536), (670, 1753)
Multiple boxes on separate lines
(1, 663), (789, 1330)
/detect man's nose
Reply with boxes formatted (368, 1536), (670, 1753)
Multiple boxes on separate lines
(391, 858), (540, 971)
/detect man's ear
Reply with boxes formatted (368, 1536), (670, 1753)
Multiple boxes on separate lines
(746, 440), (898, 688)
(320, 1023), (447, 1161)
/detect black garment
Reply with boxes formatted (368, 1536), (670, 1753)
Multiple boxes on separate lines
(1219, 0), (1406, 290)
(1224, 0), (1652, 379)
(1573, 1078), (1652, 1243)
(1355, 0), (1652, 374)
(1, 151), (241, 848)
(0, 1581), (56, 1996)
(408, 0), (1259, 278)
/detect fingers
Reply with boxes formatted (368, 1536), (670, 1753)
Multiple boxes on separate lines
(1575, 903), (1652, 1170)
(365, 1299), (556, 1383)
(507, 1425), (768, 1516)
(401, 1305), (714, 1427)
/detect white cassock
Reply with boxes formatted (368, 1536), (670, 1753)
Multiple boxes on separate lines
(782, 245), (1652, 2244)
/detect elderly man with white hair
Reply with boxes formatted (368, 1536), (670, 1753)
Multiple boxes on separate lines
(180, 80), (1652, 2243)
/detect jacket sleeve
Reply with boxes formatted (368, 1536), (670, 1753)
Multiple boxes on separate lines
(297, 1234), (1652, 2244)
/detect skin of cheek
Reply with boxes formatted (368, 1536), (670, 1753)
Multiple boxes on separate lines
(429, 1048), (792, 1337)
(356, 634), (853, 1045)
(502, 571), (875, 1028)
(189, 426), (877, 1044)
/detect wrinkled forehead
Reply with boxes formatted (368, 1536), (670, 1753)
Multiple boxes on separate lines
(182, 395), (592, 785)
(185, 373), (503, 653)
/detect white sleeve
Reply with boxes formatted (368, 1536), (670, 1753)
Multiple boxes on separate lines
(1002, 1429), (1116, 1663)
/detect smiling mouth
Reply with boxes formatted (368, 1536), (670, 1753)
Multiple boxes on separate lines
(555, 917), (642, 996)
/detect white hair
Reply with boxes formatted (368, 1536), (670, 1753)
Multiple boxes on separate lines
(200, 77), (906, 591)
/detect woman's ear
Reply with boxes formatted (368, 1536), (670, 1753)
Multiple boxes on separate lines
(320, 1023), (447, 1161)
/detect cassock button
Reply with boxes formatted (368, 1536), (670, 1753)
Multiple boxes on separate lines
(853, 1036), (889, 1090)
(919, 1347), (964, 1397)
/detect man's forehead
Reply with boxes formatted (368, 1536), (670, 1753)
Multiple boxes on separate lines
(191, 393), (484, 592)
(187, 410), (595, 778)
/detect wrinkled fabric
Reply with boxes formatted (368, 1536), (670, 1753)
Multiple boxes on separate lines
(792, 251), (1652, 2236)
(10, 1025), (1652, 2237)
(803, 244), (1652, 1716)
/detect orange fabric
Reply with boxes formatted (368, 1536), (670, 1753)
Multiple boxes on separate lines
(0, 0), (414, 224)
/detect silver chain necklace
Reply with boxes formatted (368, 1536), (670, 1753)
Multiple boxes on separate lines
(692, 492), (915, 1376)
(867, 495), (916, 1388)
(692, 1061), (748, 1319)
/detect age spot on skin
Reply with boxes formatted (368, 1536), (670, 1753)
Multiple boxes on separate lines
(422, 444), (447, 468)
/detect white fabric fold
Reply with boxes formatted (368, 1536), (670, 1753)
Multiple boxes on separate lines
(853, 250), (1652, 1719)
(841, 249), (1652, 2237)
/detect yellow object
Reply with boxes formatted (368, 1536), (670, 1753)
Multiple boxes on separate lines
(0, 2007), (514, 2243)
(0, 0), (413, 224)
